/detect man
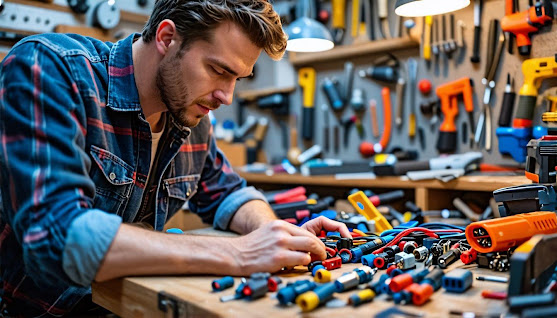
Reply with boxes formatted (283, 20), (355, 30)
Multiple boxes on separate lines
(0, 0), (350, 316)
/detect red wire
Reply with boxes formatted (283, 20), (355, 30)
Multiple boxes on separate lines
(373, 227), (463, 254)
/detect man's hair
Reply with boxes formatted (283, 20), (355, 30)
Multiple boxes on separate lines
(142, 0), (287, 60)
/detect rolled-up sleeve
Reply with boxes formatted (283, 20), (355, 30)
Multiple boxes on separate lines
(0, 41), (120, 288)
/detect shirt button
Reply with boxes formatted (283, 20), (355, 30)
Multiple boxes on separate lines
(109, 172), (117, 180)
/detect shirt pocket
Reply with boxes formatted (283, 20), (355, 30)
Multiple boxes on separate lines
(162, 174), (200, 215)
(89, 145), (134, 216)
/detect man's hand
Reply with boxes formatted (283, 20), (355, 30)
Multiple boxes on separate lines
(229, 217), (350, 275)
(301, 216), (352, 238)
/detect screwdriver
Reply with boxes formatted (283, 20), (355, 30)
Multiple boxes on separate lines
(498, 74), (516, 127)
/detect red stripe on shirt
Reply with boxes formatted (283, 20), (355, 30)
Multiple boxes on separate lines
(180, 143), (208, 152)
(109, 65), (134, 77)
(87, 118), (132, 136)
(32, 61), (45, 210)
(71, 110), (87, 137)
(2, 281), (66, 315)
(2, 55), (15, 66)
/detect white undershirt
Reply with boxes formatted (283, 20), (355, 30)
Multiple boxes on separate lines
(149, 114), (166, 172)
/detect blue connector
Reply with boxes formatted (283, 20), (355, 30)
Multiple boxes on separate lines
(212, 276), (234, 292)
(350, 235), (395, 263)
(422, 268), (444, 291)
(276, 280), (317, 305)
(311, 264), (325, 277)
(393, 290), (412, 304)
(442, 268), (473, 293)
(370, 273), (390, 295)
(361, 254), (377, 267)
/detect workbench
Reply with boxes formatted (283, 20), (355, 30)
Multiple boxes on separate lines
(92, 229), (510, 318)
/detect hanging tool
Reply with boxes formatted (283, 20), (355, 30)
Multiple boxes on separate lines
(436, 78), (475, 153)
(287, 114), (302, 165)
(496, 55), (557, 162)
(395, 73), (406, 128)
(354, 0), (368, 43)
(407, 58), (418, 139)
(351, 0), (359, 38)
(246, 117), (269, 164)
(501, 0), (553, 56)
(350, 88), (366, 112)
(456, 20), (465, 49)
(359, 54), (400, 84)
(377, 0), (391, 39)
(367, 0), (376, 41)
(448, 15), (457, 57)
(423, 16), (432, 62)
(369, 99), (380, 138)
(470, 0), (483, 63)
(498, 74), (516, 127)
(331, 0), (346, 44)
(322, 104), (330, 152)
(474, 19), (506, 151)
(298, 67), (316, 141)
(359, 87), (392, 157)
(322, 78), (344, 111)
(432, 16), (440, 58)
(505, 0), (516, 54)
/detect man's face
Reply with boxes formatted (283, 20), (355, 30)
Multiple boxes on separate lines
(156, 22), (261, 127)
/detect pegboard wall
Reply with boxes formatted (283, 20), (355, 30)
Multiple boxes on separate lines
(214, 0), (557, 167)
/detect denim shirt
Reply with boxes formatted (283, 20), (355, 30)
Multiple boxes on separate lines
(0, 33), (266, 316)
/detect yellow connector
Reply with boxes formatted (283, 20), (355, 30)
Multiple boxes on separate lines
(348, 191), (393, 233)
(314, 269), (331, 283)
(296, 291), (319, 312)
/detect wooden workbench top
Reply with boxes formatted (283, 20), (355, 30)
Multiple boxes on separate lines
(92, 262), (509, 318)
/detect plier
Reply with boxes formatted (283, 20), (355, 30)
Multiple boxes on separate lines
(474, 19), (506, 151)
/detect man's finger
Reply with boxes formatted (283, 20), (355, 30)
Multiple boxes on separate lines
(283, 236), (327, 260)
(302, 217), (352, 239)
(278, 221), (326, 248)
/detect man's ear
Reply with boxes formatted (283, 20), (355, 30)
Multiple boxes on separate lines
(155, 19), (178, 56)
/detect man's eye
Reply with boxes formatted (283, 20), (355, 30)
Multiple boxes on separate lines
(211, 66), (223, 75)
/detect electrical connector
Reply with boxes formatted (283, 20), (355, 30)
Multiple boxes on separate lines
(296, 282), (337, 312)
(421, 268), (444, 291)
(276, 280), (317, 305)
(465, 212), (557, 253)
(348, 289), (376, 306)
(407, 282), (434, 306)
(322, 256), (342, 270)
(442, 268), (473, 293)
(395, 252), (416, 270)
(460, 248), (478, 265)
(212, 276), (234, 292)
(413, 246), (429, 262)
(389, 268), (430, 293)
(314, 269), (332, 283)
(438, 243), (461, 269)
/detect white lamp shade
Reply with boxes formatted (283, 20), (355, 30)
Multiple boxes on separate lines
(395, 0), (471, 17)
(285, 17), (334, 52)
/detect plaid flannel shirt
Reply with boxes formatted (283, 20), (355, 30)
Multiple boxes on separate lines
(0, 33), (265, 316)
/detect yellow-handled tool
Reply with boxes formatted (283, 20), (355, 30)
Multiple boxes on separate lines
(298, 67), (316, 141)
(348, 191), (393, 233)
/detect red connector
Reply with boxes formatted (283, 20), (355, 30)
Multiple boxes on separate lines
(407, 283), (434, 306)
(460, 248), (478, 265)
(322, 256), (342, 270)
(390, 273), (414, 293)
(465, 212), (557, 253)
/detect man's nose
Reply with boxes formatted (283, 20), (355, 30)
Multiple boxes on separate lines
(214, 80), (235, 106)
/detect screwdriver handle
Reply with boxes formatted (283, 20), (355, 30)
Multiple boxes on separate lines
(471, 26), (481, 63)
(498, 91), (516, 127)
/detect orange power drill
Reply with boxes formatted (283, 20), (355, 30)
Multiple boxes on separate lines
(436, 78), (475, 153)
(501, 0), (553, 56)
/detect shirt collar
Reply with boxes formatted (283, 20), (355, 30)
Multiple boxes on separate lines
(106, 33), (142, 112)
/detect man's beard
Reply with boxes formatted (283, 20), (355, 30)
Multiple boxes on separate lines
(155, 54), (198, 127)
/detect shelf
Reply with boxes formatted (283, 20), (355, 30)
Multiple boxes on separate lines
(288, 36), (420, 67)
(238, 172), (528, 192)
(237, 171), (530, 210)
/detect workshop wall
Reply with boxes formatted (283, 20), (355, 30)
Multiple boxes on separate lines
(0, 0), (152, 58)
(214, 0), (557, 167)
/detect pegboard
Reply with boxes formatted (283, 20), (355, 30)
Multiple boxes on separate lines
(213, 0), (557, 167)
